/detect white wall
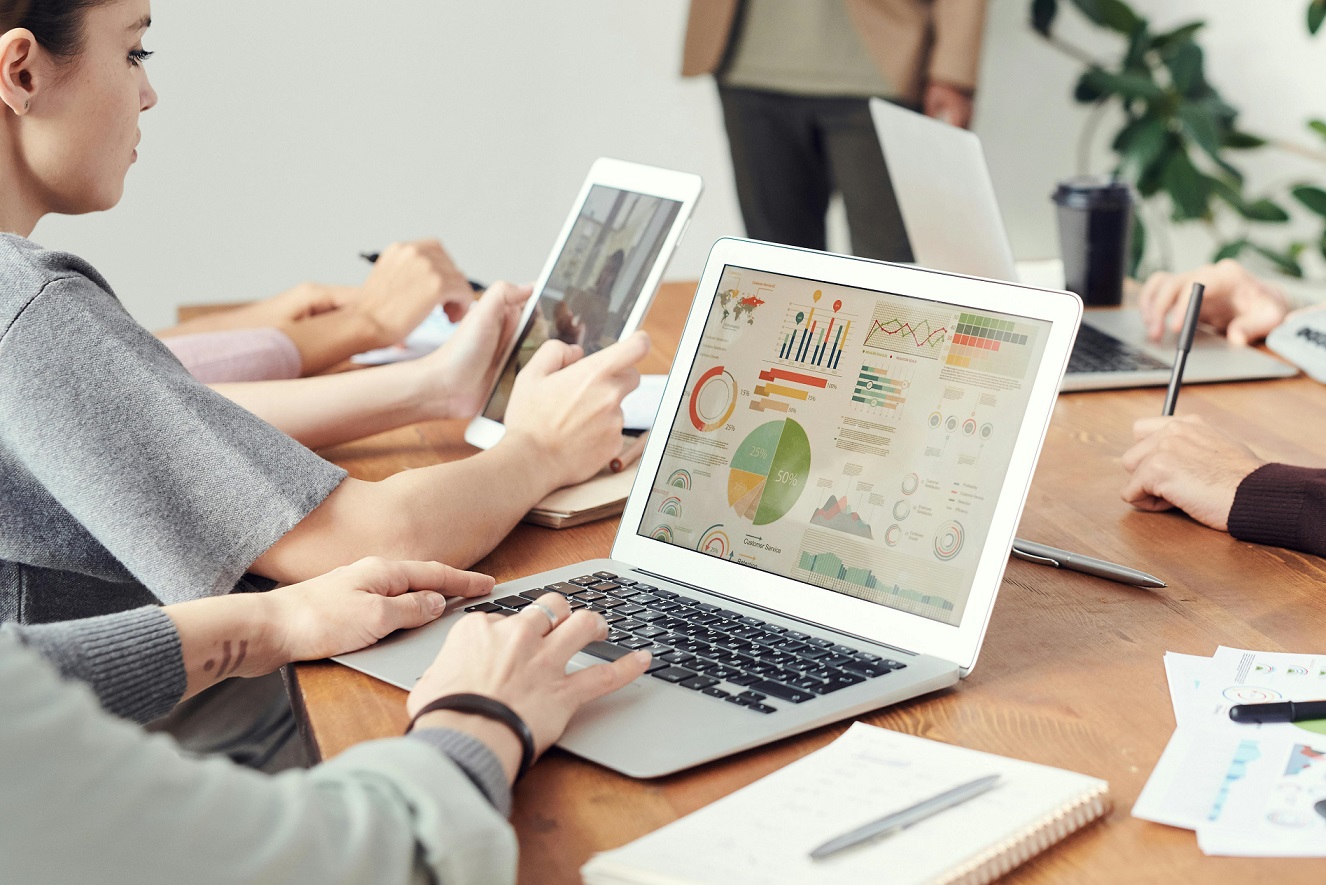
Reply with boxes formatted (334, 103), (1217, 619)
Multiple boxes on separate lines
(31, 1), (1326, 329)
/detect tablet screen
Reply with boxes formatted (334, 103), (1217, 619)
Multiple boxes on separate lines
(481, 185), (682, 422)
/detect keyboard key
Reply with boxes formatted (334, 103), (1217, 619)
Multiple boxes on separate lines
(615, 603), (646, 616)
(573, 590), (607, 603)
(596, 597), (625, 610)
(464, 602), (504, 614)
(805, 637), (833, 648)
(701, 686), (730, 699)
(608, 586), (641, 599)
(723, 695), (753, 707)
(544, 582), (582, 595)
(762, 624), (788, 634)
(588, 582), (620, 593)
(693, 602), (720, 613)
(632, 594), (659, 606)
(604, 614), (626, 625)
(661, 651), (696, 666)
(606, 629), (630, 643)
(518, 588), (547, 601)
(643, 659), (670, 674)
(842, 660), (892, 678)
(581, 640), (632, 661)
(619, 637), (653, 650)
(613, 578), (638, 586)
(819, 672), (866, 693)
(854, 652), (881, 662)
(569, 576), (598, 586)
(635, 610), (669, 623)
(495, 596), (532, 610)
(651, 588), (678, 599)
(786, 674), (830, 693)
(651, 666), (698, 684)
(749, 680), (817, 704)
(749, 703), (777, 714)
(634, 584), (659, 593)
(831, 644), (857, 656)
(726, 672), (761, 686)
(567, 600), (587, 611)
(592, 571), (618, 580)
(681, 675), (720, 691)
(883, 659), (909, 670)
(736, 690), (766, 702)
(616, 619), (645, 632)
(632, 626), (669, 639)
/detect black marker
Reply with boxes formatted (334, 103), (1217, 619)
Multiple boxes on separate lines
(1229, 699), (1326, 724)
(359, 251), (486, 292)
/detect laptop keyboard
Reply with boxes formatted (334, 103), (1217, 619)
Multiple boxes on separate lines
(465, 570), (907, 715)
(1067, 323), (1169, 374)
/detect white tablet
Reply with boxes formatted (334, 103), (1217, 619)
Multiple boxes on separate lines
(464, 158), (702, 450)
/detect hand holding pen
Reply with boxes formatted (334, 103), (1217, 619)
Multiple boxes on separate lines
(1011, 285), (1209, 589)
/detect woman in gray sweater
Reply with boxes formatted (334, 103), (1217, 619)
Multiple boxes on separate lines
(3, 556), (650, 883)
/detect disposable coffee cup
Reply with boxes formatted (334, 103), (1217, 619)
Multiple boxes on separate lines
(1052, 177), (1132, 307)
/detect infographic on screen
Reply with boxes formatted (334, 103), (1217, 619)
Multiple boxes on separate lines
(639, 266), (1050, 626)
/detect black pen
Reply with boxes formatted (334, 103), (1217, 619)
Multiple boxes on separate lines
(359, 251), (486, 293)
(1161, 282), (1204, 416)
(1229, 699), (1326, 724)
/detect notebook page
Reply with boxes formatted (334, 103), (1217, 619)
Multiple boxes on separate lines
(583, 722), (1106, 885)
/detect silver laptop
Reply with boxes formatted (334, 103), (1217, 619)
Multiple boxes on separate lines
(335, 237), (1081, 778)
(870, 99), (1297, 392)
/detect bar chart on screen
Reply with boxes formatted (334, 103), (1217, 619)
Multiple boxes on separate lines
(776, 292), (854, 373)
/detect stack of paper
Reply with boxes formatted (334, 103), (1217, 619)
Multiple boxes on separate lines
(1134, 647), (1326, 856)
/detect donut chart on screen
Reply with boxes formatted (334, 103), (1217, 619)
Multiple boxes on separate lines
(688, 365), (738, 432)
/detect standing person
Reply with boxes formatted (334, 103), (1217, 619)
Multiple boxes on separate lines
(682, 0), (989, 261)
(0, 0), (648, 631)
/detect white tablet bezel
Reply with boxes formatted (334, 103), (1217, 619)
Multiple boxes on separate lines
(610, 238), (1082, 674)
(464, 157), (703, 450)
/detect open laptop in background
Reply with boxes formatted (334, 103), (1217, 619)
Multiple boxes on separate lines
(870, 99), (1297, 392)
(336, 237), (1080, 778)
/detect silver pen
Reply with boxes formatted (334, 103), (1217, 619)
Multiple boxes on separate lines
(809, 774), (1000, 861)
(1011, 537), (1166, 589)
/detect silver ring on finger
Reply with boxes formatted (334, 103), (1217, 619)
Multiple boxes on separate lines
(527, 601), (560, 634)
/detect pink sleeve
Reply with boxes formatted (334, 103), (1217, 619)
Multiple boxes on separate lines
(161, 328), (302, 383)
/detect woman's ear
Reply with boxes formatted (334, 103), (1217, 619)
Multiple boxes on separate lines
(0, 29), (39, 116)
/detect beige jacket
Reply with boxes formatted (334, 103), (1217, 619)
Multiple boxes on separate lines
(681, 0), (989, 105)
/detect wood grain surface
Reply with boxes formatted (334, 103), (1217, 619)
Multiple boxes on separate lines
(280, 282), (1326, 883)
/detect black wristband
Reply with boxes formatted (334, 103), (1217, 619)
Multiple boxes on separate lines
(407, 693), (536, 781)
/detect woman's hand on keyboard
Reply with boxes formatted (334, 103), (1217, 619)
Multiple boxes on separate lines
(1139, 259), (1289, 346)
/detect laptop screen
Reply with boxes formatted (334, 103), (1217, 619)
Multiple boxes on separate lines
(637, 265), (1051, 627)
(481, 185), (682, 423)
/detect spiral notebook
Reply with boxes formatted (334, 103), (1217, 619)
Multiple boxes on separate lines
(581, 723), (1109, 885)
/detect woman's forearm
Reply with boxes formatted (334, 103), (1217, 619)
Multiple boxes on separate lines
(209, 360), (437, 449)
(250, 438), (561, 581)
(163, 594), (292, 700)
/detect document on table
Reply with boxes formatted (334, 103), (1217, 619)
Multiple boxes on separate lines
(1133, 647), (1326, 856)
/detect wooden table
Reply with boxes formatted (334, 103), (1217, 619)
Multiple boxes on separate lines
(285, 282), (1326, 883)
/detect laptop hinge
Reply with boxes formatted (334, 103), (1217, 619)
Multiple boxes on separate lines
(632, 567), (923, 659)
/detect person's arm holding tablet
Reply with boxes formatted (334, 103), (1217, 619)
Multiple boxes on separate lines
(249, 331), (650, 578)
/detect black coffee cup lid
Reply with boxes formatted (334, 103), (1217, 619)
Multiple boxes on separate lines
(1052, 176), (1132, 209)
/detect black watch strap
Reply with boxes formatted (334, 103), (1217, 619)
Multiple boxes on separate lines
(407, 693), (536, 781)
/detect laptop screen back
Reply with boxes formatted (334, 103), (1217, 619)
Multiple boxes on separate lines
(636, 264), (1050, 627)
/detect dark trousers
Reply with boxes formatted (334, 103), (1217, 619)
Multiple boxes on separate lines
(717, 85), (914, 262)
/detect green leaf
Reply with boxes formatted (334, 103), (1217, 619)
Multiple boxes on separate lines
(1319, 230), (1326, 263)
(1161, 150), (1210, 220)
(1032, 0), (1058, 35)
(1129, 214), (1147, 277)
(1309, 119), (1326, 143)
(1292, 184), (1326, 217)
(1213, 239), (1249, 262)
(1152, 21), (1204, 49)
(1177, 102), (1222, 159)
(1243, 199), (1292, 223)
(1310, 0), (1326, 35)
(1250, 243), (1304, 278)
(1113, 115), (1169, 181)
(1224, 130), (1267, 149)
(1070, 0), (1142, 34)
(1165, 42), (1205, 97)
(1078, 67), (1165, 103)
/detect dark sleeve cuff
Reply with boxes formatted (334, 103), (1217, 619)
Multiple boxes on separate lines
(1228, 463), (1326, 557)
(4, 606), (185, 724)
(407, 728), (513, 818)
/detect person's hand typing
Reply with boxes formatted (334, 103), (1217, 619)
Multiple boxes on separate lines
(268, 557), (494, 663)
(407, 593), (651, 782)
(354, 239), (477, 347)
(1138, 259), (1290, 346)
